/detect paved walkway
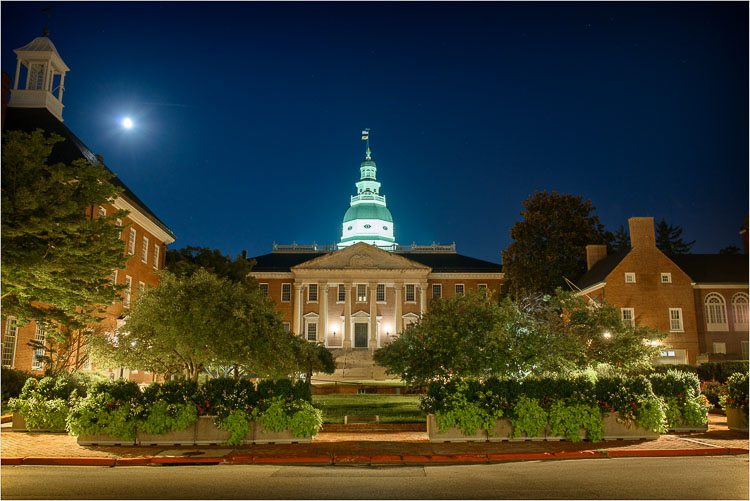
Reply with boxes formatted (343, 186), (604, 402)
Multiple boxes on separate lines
(2, 413), (746, 466)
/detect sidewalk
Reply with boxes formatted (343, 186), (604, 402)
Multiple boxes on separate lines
(2, 413), (746, 467)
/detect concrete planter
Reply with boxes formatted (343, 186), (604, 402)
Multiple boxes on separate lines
(194, 416), (235, 445)
(543, 425), (588, 442)
(487, 418), (513, 442)
(601, 412), (659, 440)
(12, 412), (66, 433)
(668, 423), (708, 433)
(137, 423), (197, 446)
(252, 421), (312, 444)
(427, 414), (488, 443)
(726, 407), (749, 433)
(76, 433), (136, 446)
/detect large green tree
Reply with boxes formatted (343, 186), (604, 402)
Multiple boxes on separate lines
(90, 269), (296, 381)
(1, 130), (129, 371)
(374, 289), (664, 385)
(166, 246), (255, 284)
(501, 191), (611, 297)
(611, 225), (630, 253)
(655, 218), (695, 254)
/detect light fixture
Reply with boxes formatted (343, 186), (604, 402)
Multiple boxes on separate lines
(602, 332), (611, 339)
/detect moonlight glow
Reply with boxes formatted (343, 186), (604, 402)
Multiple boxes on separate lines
(121, 117), (133, 129)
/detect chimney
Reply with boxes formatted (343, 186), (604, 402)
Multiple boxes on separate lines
(586, 245), (608, 271)
(628, 217), (656, 248)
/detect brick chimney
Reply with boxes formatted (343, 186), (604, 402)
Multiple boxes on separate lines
(628, 217), (656, 248)
(586, 245), (608, 271)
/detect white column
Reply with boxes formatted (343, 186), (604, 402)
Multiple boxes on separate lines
(321, 283), (329, 346)
(395, 282), (403, 336)
(344, 282), (352, 348)
(419, 283), (427, 315)
(58, 73), (65, 102)
(13, 59), (21, 89)
(369, 282), (377, 350)
(293, 284), (303, 336)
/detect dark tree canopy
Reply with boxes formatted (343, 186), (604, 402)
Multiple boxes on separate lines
(501, 191), (611, 297)
(655, 218), (695, 255)
(166, 246), (255, 285)
(1, 130), (129, 363)
(719, 245), (740, 255)
(612, 225), (631, 253)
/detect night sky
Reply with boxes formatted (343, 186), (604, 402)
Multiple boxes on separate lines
(2, 2), (748, 263)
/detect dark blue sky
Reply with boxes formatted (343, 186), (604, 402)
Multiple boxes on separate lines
(3, 2), (748, 263)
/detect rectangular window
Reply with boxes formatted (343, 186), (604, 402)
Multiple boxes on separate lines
(139, 281), (146, 295)
(338, 284), (346, 303)
(141, 236), (149, 263)
(660, 350), (676, 357)
(128, 228), (136, 255)
(713, 342), (727, 355)
(621, 308), (634, 327)
(669, 308), (683, 332)
(624, 273), (636, 284)
(455, 284), (465, 296)
(153, 244), (160, 270)
(260, 283), (269, 296)
(478, 284), (488, 290)
(281, 283), (291, 302)
(661, 273), (672, 284)
(376, 284), (385, 302)
(98, 206), (106, 218)
(432, 284), (442, 300)
(308, 284), (318, 302)
(32, 324), (46, 370)
(405, 284), (415, 302)
(357, 284), (367, 302)
(2, 317), (18, 368)
(110, 269), (118, 285)
(307, 322), (317, 342)
(124, 276), (132, 308)
(283, 322), (290, 332)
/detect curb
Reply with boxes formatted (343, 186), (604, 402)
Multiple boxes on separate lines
(2, 448), (747, 467)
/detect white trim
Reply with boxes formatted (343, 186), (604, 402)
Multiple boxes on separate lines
(281, 283), (291, 302)
(455, 284), (465, 296)
(621, 308), (634, 327)
(2, 317), (19, 368)
(337, 283), (346, 303)
(98, 206), (106, 218)
(575, 282), (606, 297)
(405, 283), (416, 303)
(127, 228), (136, 255)
(732, 292), (749, 330)
(141, 235), (149, 264)
(356, 284), (367, 303)
(668, 308), (684, 332)
(32, 323), (46, 370)
(153, 244), (160, 270)
(705, 292), (728, 331)
(712, 342), (727, 354)
(111, 197), (175, 244)
(428, 272), (503, 280)
(376, 283), (386, 303)
(478, 284), (487, 290)
(138, 281), (146, 295)
(692, 283), (748, 289)
(432, 283), (442, 300)
(661, 273), (672, 284)
(624, 272), (636, 284)
(250, 272), (294, 279)
(124, 275), (132, 309)
(307, 283), (318, 303)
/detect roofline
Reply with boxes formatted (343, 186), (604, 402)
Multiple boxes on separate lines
(574, 282), (606, 297)
(691, 283), (749, 289)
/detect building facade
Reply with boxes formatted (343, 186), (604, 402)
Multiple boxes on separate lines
(576, 217), (748, 365)
(1, 33), (176, 382)
(250, 147), (504, 380)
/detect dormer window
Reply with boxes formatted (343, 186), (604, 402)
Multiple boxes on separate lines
(661, 273), (672, 284)
(624, 273), (636, 284)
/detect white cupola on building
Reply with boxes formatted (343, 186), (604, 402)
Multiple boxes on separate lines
(9, 30), (70, 122)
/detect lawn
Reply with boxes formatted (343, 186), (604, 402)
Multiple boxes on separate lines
(312, 394), (426, 424)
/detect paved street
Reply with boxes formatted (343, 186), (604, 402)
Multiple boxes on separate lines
(2, 456), (748, 499)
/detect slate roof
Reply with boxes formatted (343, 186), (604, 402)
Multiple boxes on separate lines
(4, 107), (176, 240)
(249, 251), (503, 273)
(575, 249), (748, 289)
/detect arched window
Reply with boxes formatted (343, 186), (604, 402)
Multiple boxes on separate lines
(705, 293), (728, 331)
(732, 293), (749, 330)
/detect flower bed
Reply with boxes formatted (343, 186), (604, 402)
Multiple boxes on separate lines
(722, 372), (748, 433)
(649, 370), (710, 432)
(422, 374), (669, 443)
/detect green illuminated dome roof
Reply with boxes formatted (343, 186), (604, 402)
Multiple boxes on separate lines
(343, 204), (393, 223)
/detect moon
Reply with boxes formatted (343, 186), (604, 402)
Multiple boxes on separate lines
(122, 117), (133, 129)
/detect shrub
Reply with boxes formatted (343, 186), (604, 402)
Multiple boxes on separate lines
(548, 400), (603, 442)
(256, 379), (311, 410)
(1, 368), (39, 402)
(197, 377), (257, 419)
(67, 380), (142, 440)
(257, 396), (323, 438)
(697, 361), (749, 383)
(7, 376), (78, 431)
(723, 372), (749, 413)
(215, 410), (252, 446)
(510, 396), (547, 438)
(700, 380), (727, 407)
(138, 381), (199, 435)
(433, 379), (502, 435)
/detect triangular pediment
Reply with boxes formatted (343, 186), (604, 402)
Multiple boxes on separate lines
(291, 242), (431, 271)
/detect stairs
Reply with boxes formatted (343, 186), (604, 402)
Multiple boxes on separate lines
(313, 348), (392, 383)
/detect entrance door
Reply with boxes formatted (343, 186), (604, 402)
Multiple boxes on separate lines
(354, 323), (368, 348)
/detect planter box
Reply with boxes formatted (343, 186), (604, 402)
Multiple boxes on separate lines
(252, 421), (312, 444)
(11, 412), (66, 433)
(194, 416), (236, 445)
(668, 424), (708, 433)
(137, 424), (197, 446)
(601, 412), (659, 440)
(426, 414), (487, 443)
(543, 425), (588, 442)
(76, 433), (136, 446)
(487, 418), (513, 442)
(726, 407), (749, 433)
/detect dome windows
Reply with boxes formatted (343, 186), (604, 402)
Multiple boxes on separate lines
(364, 224), (371, 229)
(383, 226), (388, 230)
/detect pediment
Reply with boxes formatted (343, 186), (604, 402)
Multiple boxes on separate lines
(291, 242), (431, 271)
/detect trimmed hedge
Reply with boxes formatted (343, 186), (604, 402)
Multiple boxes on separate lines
(1, 368), (40, 402)
(697, 361), (749, 383)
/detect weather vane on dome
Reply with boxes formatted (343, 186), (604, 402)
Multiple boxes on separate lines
(361, 128), (371, 159)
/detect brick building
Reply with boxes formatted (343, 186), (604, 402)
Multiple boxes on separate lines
(575, 217), (748, 365)
(1, 33), (176, 382)
(249, 143), (503, 380)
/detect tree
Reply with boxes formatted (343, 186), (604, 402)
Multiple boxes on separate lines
(1, 129), (129, 371)
(719, 245), (740, 255)
(611, 225), (630, 253)
(166, 246), (255, 285)
(373, 289), (664, 385)
(291, 339), (336, 390)
(90, 269), (296, 381)
(655, 218), (695, 254)
(501, 191), (611, 297)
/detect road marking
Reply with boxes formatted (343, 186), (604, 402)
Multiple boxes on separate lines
(665, 435), (724, 449)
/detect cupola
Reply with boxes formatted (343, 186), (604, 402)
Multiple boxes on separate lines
(8, 31), (70, 122)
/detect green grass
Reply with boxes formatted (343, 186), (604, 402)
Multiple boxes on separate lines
(313, 379), (407, 386)
(312, 394), (426, 424)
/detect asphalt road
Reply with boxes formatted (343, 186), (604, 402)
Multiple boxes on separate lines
(2, 456), (747, 499)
